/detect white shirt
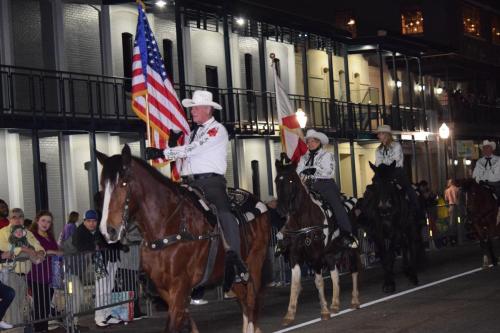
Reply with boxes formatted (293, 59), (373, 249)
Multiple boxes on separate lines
(473, 154), (500, 182)
(163, 117), (228, 176)
(375, 141), (404, 168)
(296, 148), (336, 179)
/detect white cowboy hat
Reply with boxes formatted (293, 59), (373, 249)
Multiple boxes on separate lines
(481, 140), (497, 151)
(181, 90), (222, 110)
(375, 125), (392, 133)
(305, 129), (329, 145)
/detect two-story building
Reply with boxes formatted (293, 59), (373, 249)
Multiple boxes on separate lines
(1, 0), (497, 234)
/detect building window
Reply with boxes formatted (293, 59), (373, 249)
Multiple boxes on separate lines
(492, 16), (500, 45)
(463, 4), (481, 37)
(334, 12), (357, 38)
(401, 8), (424, 35)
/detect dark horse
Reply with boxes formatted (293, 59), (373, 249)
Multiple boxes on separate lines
(356, 161), (420, 293)
(458, 178), (499, 268)
(274, 157), (360, 326)
(96, 145), (270, 333)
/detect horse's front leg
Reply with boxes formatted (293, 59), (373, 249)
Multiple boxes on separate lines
(282, 264), (302, 326)
(349, 251), (360, 309)
(378, 239), (395, 293)
(157, 286), (192, 333)
(329, 266), (340, 314)
(314, 271), (330, 320)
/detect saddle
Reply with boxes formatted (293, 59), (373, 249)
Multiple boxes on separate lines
(479, 183), (500, 203)
(309, 190), (358, 216)
(180, 185), (268, 226)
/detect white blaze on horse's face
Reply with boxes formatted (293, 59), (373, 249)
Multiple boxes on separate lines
(100, 176), (123, 244)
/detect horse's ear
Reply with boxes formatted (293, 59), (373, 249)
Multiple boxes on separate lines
(122, 144), (132, 169)
(275, 159), (282, 171)
(390, 161), (396, 168)
(369, 161), (376, 172)
(96, 150), (108, 165)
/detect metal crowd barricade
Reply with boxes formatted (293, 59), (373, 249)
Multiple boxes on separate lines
(0, 245), (142, 333)
(64, 245), (141, 332)
(0, 254), (66, 332)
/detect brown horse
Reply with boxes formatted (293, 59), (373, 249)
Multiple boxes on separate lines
(459, 179), (499, 268)
(274, 157), (360, 326)
(96, 145), (270, 333)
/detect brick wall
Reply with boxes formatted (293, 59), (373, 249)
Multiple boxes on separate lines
(19, 134), (36, 220)
(154, 13), (179, 82)
(11, 0), (43, 68)
(40, 136), (64, 235)
(238, 37), (261, 91)
(63, 3), (101, 74)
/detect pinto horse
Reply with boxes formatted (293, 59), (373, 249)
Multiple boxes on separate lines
(96, 145), (270, 333)
(458, 179), (499, 267)
(274, 157), (360, 326)
(356, 161), (420, 293)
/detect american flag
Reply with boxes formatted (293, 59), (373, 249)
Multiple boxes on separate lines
(131, 4), (190, 177)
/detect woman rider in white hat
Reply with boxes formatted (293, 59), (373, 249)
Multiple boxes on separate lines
(297, 129), (358, 248)
(375, 125), (421, 213)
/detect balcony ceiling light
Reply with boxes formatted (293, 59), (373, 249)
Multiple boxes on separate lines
(347, 19), (356, 26)
(235, 17), (245, 26)
(155, 0), (167, 8)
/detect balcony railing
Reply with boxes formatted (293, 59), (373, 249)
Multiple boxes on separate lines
(0, 65), (429, 136)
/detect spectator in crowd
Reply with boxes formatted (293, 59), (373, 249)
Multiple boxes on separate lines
(28, 210), (63, 333)
(0, 208), (44, 326)
(72, 210), (123, 327)
(57, 211), (79, 247)
(0, 200), (9, 229)
(0, 250), (15, 329)
(23, 218), (33, 229)
(444, 179), (460, 244)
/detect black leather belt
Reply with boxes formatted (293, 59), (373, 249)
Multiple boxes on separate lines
(182, 173), (220, 182)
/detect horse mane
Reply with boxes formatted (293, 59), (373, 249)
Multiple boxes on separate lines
(372, 164), (397, 183)
(100, 154), (181, 195)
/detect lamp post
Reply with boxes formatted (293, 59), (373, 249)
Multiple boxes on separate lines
(439, 122), (450, 181)
(296, 108), (308, 129)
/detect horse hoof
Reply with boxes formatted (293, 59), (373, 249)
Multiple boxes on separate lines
(321, 312), (330, 321)
(330, 306), (340, 314)
(351, 302), (360, 310)
(282, 317), (294, 327)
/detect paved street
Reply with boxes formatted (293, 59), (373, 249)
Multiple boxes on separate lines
(84, 242), (500, 333)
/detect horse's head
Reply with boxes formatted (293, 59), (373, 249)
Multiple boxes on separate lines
(367, 161), (400, 221)
(96, 144), (135, 243)
(274, 153), (305, 216)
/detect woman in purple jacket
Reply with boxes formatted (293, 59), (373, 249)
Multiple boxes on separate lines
(27, 211), (62, 332)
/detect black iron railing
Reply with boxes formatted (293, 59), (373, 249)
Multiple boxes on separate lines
(0, 65), (429, 135)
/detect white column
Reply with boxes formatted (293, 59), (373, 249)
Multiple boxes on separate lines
(183, 26), (193, 84)
(61, 135), (77, 214)
(5, 132), (23, 207)
(100, 5), (113, 76)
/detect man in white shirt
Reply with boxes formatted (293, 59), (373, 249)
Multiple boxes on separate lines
(145, 90), (248, 283)
(473, 140), (500, 199)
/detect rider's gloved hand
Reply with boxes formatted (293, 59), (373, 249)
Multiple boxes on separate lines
(300, 168), (317, 176)
(145, 147), (165, 160)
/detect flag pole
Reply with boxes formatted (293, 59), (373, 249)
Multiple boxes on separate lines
(270, 53), (286, 154)
(136, 0), (153, 165)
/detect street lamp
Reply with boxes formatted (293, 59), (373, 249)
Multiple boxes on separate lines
(296, 108), (307, 128)
(439, 122), (450, 181)
(155, 0), (167, 8)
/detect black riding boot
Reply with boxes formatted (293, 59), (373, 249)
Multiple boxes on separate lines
(339, 231), (359, 249)
(226, 250), (249, 283)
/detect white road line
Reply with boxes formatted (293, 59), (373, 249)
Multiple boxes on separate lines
(273, 266), (486, 333)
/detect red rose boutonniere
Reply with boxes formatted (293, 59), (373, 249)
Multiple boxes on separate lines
(207, 128), (218, 137)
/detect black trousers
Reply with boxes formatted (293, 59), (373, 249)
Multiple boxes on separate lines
(311, 179), (352, 233)
(0, 281), (14, 321)
(31, 282), (54, 332)
(187, 175), (241, 256)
